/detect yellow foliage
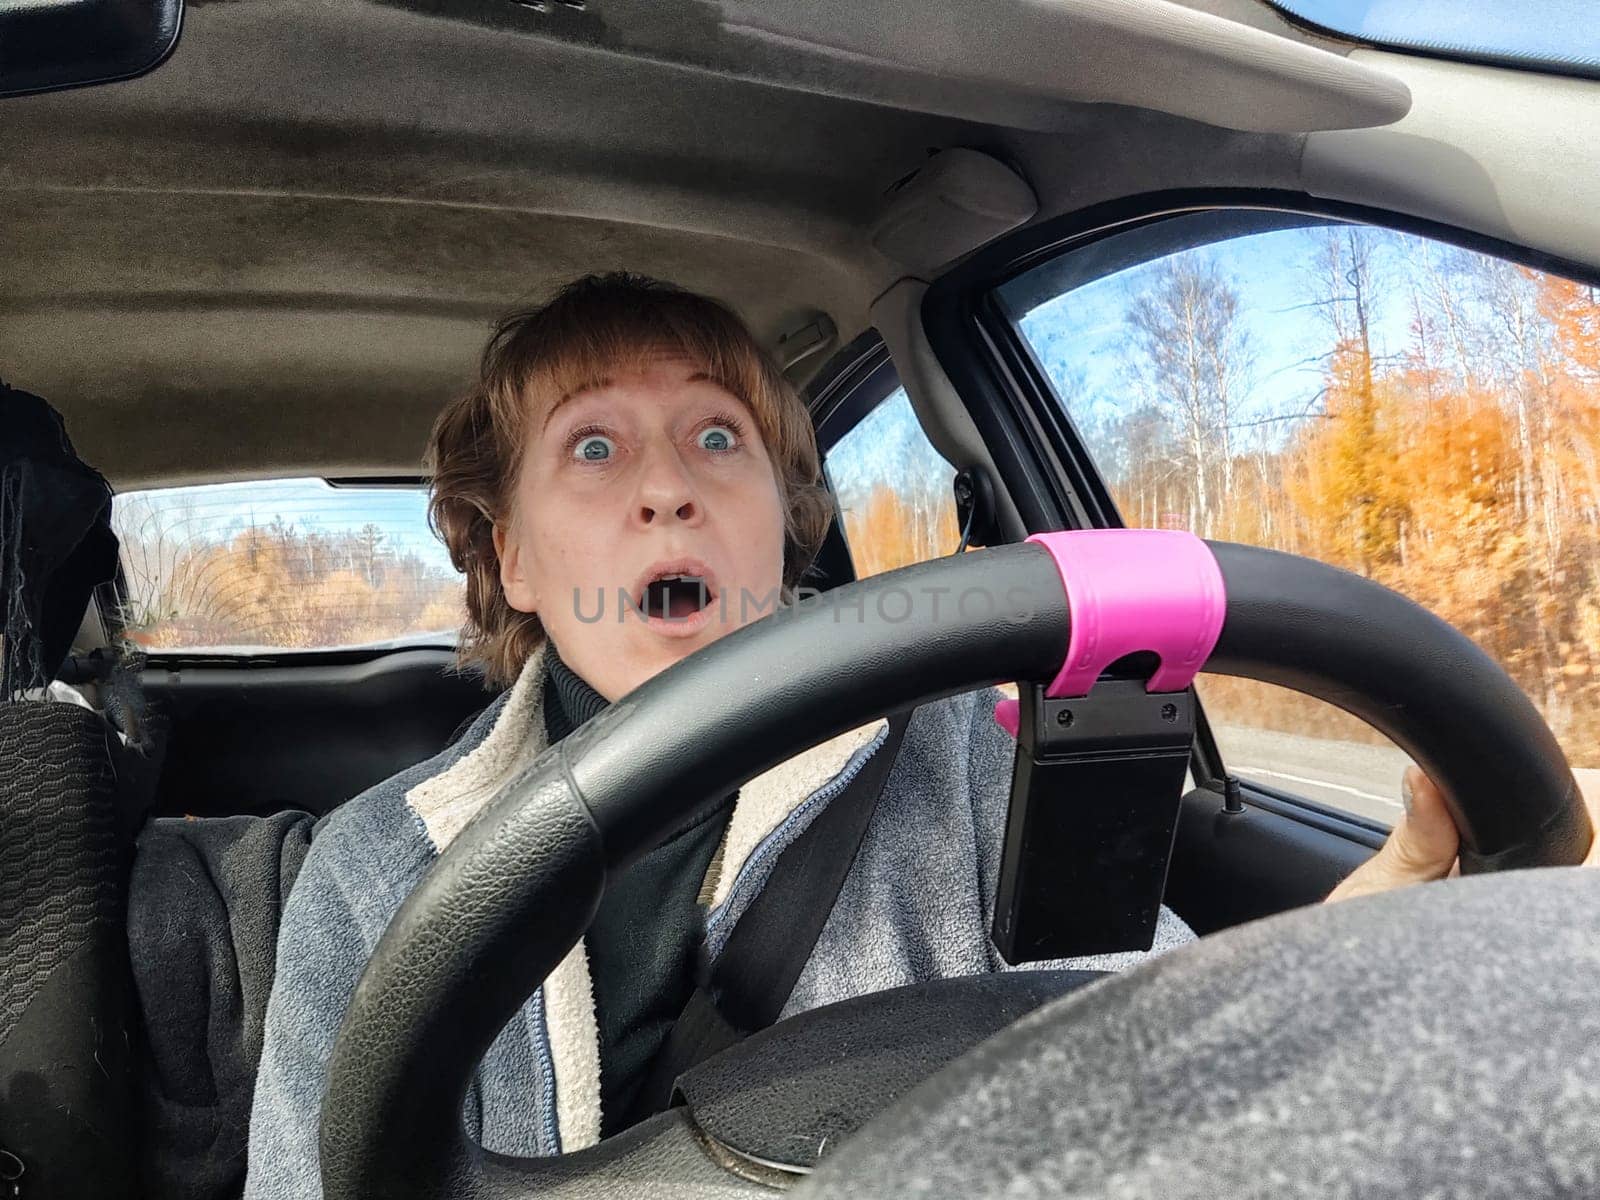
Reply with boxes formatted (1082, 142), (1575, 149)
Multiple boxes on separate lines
(1102, 265), (1600, 764)
(839, 483), (960, 579)
(1283, 339), (1408, 578)
(124, 526), (462, 651)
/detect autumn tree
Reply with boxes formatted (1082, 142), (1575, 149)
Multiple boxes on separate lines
(1540, 276), (1600, 380)
(356, 522), (388, 587)
(1279, 228), (1407, 576)
(1079, 404), (1180, 530)
(838, 482), (959, 579)
(1125, 254), (1251, 536)
(118, 514), (462, 651)
(1285, 344), (1409, 577)
(1055, 225), (1600, 760)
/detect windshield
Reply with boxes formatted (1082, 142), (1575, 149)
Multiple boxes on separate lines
(1265, 0), (1600, 78)
(112, 477), (464, 654)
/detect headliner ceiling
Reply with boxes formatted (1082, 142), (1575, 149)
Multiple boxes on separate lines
(0, 0), (1391, 487)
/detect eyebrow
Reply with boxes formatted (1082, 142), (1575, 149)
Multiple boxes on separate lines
(538, 369), (718, 434)
(540, 379), (607, 434)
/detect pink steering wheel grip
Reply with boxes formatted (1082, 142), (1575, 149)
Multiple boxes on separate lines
(992, 530), (1225, 735)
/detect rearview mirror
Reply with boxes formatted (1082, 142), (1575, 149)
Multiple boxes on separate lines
(1, 0), (181, 99)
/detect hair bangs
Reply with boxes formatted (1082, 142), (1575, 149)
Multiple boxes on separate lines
(501, 292), (778, 442)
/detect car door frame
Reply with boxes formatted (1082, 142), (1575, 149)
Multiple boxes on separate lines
(802, 328), (923, 591)
(918, 186), (1600, 922)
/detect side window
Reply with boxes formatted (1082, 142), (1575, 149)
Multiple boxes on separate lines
(113, 477), (463, 653)
(997, 212), (1600, 825)
(824, 384), (961, 577)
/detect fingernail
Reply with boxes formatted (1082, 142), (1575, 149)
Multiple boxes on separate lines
(1401, 770), (1415, 816)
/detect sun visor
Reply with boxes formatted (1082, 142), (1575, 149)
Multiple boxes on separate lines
(712, 0), (1410, 133)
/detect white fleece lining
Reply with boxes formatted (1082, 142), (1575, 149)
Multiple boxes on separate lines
(407, 643), (551, 853)
(404, 643), (604, 1151)
(402, 644), (883, 1153)
(542, 941), (602, 1151)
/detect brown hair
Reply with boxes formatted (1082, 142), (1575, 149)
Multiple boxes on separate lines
(426, 272), (833, 687)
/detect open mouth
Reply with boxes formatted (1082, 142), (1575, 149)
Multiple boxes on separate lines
(637, 573), (716, 621)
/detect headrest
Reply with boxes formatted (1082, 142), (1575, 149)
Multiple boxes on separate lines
(0, 381), (118, 698)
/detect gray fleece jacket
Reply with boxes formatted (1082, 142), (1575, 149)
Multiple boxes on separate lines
(243, 644), (1194, 1198)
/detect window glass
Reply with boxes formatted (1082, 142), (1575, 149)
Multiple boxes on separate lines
(1263, 0), (1600, 80)
(113, 477), (464, 653)
(999, 212), (1600, 824)
(824, 386), (961, 577)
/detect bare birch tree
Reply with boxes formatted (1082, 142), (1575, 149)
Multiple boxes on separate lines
(1125, 254), (1250, 536)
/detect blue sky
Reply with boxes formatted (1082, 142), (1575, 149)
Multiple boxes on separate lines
(1015, 224), (1420, 453)
(113, 477), (458, 576)
(824, 387), (957, 514)
(1264, 0), (1600, 72)
(821, 225), (1430, 519)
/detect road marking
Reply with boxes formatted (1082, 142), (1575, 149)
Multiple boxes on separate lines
(1230, 765), (1403, 810)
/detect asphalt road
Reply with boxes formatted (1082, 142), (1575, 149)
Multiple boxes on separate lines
(1215, 724), (1600, 828)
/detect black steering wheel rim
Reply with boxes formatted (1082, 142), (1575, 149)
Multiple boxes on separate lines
(318, 539), (1589, 1200)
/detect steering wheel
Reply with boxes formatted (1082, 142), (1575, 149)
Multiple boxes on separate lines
(318, 539), (1590, 1199)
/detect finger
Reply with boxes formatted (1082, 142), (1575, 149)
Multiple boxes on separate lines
(1326, 767), (1460, 903)
(1384, 766), (1460, 876)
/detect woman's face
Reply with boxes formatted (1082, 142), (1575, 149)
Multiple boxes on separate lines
(493, 357), (788, 701)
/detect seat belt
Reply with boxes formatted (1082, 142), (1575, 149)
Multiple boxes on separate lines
(635, 708), (916, 1117)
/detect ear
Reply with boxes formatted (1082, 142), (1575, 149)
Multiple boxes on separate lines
(493, 522), (540, 615)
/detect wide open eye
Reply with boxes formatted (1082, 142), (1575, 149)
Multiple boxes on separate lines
(697, 425), (738, 452)
(573, 434), (615, 462)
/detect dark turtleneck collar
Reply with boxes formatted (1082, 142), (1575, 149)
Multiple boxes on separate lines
(542, 643), (611, 746)
(539, 639), (736, 1136)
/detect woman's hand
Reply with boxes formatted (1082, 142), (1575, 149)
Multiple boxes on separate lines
(1325, 766), (1600, 903)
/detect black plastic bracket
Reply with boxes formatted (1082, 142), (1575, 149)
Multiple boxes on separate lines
(992, 678), (1194, 963)
(952, 467), (999, 550)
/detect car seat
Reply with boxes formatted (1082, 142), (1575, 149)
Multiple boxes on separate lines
(0, 383), (145, 1199)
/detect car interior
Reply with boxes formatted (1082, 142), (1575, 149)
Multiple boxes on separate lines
(4, 0), (1600, 1197)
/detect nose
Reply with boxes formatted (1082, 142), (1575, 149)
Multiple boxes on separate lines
(633, 441), (703, 528)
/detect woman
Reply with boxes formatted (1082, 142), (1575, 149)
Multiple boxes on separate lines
(243, 273), (1547, 1197)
